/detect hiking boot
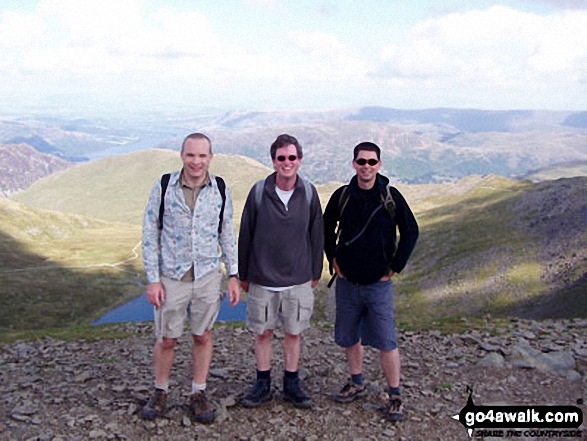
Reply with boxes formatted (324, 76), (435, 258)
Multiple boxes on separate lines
(140, 389), (168, 420)
(189, 390), (215, 424)
(283, 376), (312, 409)
(241, 378), (271, 408)
(333, 380), (367, 403)
(385, 394), (404, 422)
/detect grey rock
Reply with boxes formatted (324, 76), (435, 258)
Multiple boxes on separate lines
(477, 352), (506, 368)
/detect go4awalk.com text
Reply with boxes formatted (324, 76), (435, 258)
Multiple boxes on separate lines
(452, 387), (583, 438)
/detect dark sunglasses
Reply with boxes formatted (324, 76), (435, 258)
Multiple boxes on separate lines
(356, 158), (379, 166)
(277, 155), (298, 162)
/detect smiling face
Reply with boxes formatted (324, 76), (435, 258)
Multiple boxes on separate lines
(272, 144), (302, 183)
(180, 137), (213, 186)
(352, 150), (381, 189)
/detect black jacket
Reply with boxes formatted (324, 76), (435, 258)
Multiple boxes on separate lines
(323, 174), (418, 285)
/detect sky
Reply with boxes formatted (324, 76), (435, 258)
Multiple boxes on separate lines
(1, 0), (587, 114)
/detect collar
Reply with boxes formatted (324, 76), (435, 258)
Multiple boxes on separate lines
(349, 173), (389, 195)
(179, 169), (211, 189)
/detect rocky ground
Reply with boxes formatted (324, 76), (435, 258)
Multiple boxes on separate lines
(1, 318), (586, 441)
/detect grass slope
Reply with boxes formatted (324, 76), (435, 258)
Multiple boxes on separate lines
(12, 149), (272, 225)
(393, 175), (587, 326)
(0, 198), (143, 332)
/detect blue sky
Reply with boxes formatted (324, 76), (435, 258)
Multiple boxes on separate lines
(1, 0), (586, 113)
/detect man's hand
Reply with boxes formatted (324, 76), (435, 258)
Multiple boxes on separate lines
(381, 270), (395, 281)
(311, 279), (319, 288)
(228, 277), (241, 306)
(333, 259), (345, 279)
(240, 280), (250, 293)
(147, 282), (165, 308)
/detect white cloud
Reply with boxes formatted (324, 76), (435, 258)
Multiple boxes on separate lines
(1, 1), (586, 111)
(287, 30), (366, 80)
(374, 5), (587, 91)
(0, 10), (45, 49)
(243, 0), (280, 10)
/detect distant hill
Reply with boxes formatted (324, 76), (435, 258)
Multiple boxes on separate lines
(0, 143), (73, 197)
(12, 149), (272, 225)
(0, 197), (142, 331)
(152, 108), (587, 184)
(518, 160), (587, 182)
(4, 108), (587, 184)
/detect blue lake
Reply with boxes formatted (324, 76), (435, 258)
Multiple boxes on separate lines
(92, 293), (247, 325)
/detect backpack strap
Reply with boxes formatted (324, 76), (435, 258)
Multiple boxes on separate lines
(339, 184), (396, 220)
(215, 176), (227, 235)
(254, 177), (313, 208)
(158, 173), (227, 235)
(254, 179), (265, 208)
(158, 173), (171, 230)
(382, 186), (396, 221)
(301, 177), (313, 206)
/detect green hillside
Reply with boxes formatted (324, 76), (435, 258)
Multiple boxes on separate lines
(12, 149), (272, 225)
(0, 198), (143, 331)
(393, 175), (587, 325)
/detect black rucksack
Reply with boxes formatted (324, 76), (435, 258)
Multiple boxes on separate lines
(157, 173), (226, 234)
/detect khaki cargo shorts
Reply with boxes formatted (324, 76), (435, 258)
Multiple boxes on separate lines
(246, 282), (314, 335)
(155, 271), (223, 341)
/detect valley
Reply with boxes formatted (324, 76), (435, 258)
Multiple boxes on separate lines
(1, 148), (586, 333)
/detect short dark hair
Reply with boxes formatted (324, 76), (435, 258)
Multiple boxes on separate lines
(270, 134), (303, 159)
(353, 141), (380, 161)
(181, 133), (212, 153)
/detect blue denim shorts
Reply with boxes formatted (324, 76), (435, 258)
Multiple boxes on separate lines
(334, 278), (397, 351)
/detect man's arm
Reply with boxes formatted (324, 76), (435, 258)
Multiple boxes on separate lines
(142, 179), (165, 307)
(389, 187), (419, 273)
(308, 184), (324, 283)
(142, 180), (163, 284)
(237, 186), (257, 286)
(218, 185), (238, 278)
(323, 186), (344, 273)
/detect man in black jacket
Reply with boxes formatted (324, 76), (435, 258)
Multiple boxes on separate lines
(323, 141), (418, 423)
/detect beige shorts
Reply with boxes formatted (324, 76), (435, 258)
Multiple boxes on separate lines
(246, 282), (314, 335)
(155, 271), (223, 341)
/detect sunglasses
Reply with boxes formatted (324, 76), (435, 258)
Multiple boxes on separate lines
(356, 158), (379, 166)
(277, 155), (298, 162)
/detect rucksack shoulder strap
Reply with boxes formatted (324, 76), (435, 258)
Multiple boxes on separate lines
(383, 185), (396, 220)
(254, 179), (265, 208)
(338, 185), (350, 217)
(301, 177), (313, 206)
(254, 177), (313, 209)
(158, 173), (171, 230)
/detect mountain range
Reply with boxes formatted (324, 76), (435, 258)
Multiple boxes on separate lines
(2, 107), (587, 187)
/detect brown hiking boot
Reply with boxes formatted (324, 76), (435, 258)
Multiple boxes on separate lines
(333, 380), (367, 403)
(140, 389), (168, 420)
(189, 390), (215, 424)
(385, 394), (404, 422)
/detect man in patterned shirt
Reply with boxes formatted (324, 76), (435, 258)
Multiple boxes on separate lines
(141, 132), (240, 424)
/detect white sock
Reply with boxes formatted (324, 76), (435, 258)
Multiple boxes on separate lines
(191, 382), (206, 394)
(155, 382), (169, 393)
